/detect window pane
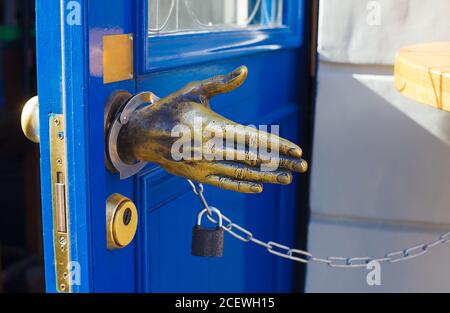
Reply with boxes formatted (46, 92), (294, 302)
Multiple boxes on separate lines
(148, 0), (284, 35)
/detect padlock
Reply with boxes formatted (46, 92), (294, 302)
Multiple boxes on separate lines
(192, 207), (224, 257)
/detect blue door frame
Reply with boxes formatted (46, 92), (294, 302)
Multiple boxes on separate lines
(36, 0), (310, 292)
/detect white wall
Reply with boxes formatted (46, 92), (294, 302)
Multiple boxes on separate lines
(306, 0), (450, 292)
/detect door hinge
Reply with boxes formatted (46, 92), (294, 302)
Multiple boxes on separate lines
(49, 114), (71, 293)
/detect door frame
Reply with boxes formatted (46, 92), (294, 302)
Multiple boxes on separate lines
(37, 0), (91, 293)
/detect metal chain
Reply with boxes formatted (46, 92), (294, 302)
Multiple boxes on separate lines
(187, 180), (450, 268)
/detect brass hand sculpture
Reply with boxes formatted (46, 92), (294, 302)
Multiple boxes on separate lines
(117, 66), (308, 193)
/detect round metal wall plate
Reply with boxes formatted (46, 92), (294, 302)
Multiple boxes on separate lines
(104, 90), (132, 173)
(104, 91), (160, 179)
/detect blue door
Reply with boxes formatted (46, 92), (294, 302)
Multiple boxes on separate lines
(35, 0), (310, 292)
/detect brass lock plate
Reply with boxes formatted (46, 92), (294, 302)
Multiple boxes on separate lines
(49, 114), (71, 293)
(103, 34), (134, 84)
(106, 194), (138, 250)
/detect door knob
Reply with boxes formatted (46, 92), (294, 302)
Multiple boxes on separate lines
(105, 66), (308, 193)
(21, 96), (40, 143)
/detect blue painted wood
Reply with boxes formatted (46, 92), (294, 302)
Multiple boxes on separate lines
(36, 0), (92, 292)
(37, 0), (307, 292)
(85, 0), (138, 292)
(36, 1), (62, 292)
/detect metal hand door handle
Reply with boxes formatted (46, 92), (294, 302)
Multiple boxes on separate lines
(105, 66), (308, 193)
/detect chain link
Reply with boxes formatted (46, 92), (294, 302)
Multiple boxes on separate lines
(187, 180), (450, 268)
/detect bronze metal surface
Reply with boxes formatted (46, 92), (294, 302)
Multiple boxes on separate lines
(114, 66), (308, 193)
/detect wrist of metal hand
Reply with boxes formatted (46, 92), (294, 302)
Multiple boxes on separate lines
(187, 180), (450, 268)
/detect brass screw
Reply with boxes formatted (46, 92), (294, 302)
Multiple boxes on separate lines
(54, 119), (60, 126)
(57, 159), (63, 165)
(60, 284), (66, 291)
(59, 236), (67, 247)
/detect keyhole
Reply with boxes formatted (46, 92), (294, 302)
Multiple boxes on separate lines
(123, 208), (132, 226)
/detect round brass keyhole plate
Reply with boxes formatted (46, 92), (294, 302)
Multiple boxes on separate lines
(106, 193), (138, 250)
